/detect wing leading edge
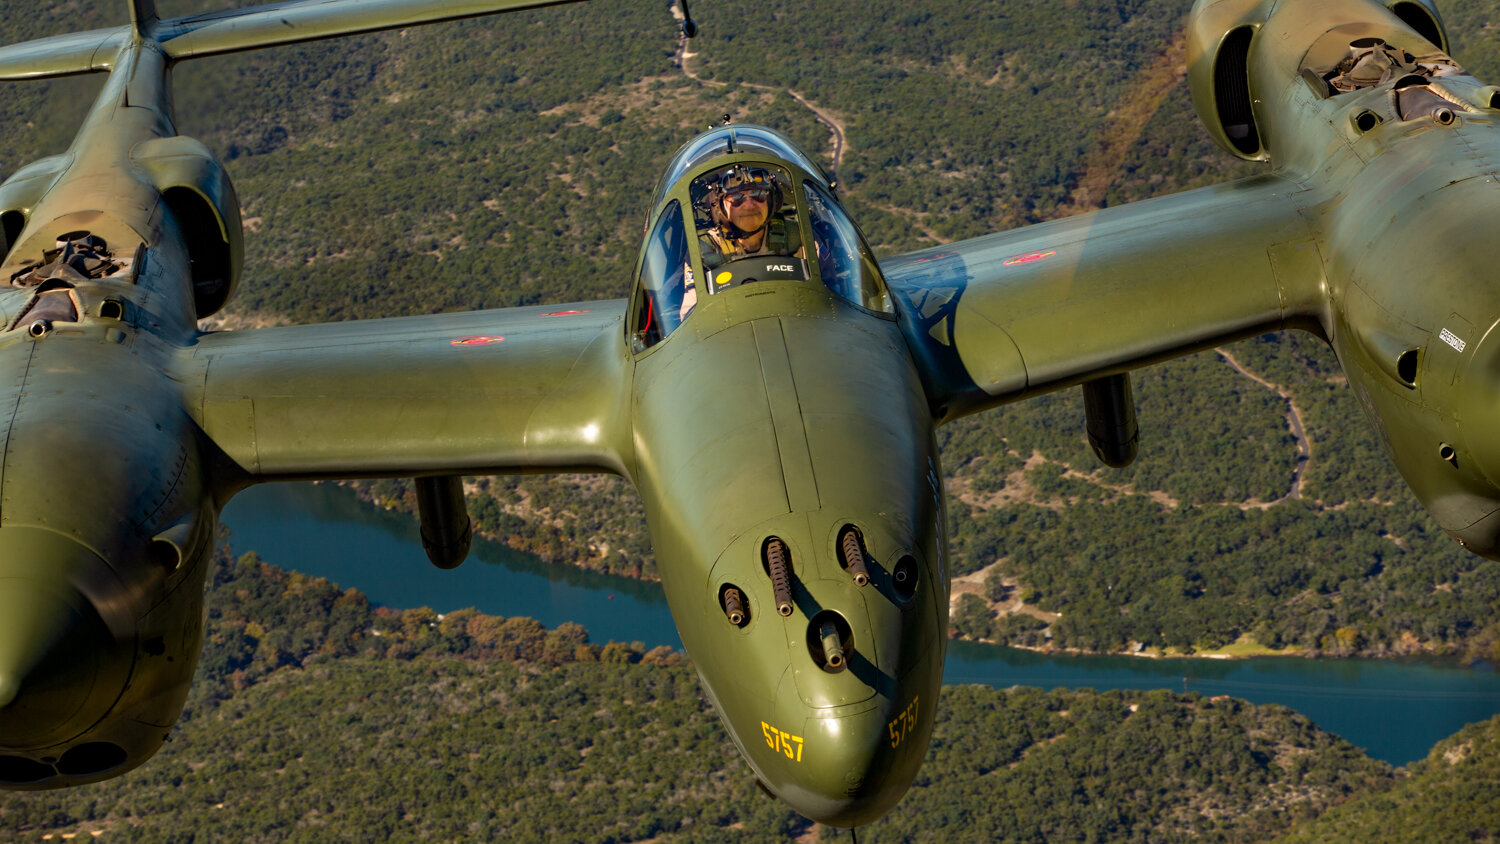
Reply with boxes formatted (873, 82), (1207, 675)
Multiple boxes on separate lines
(182, 303), (632, 482)
(153, 0), (589, 61)
(188, 177), (1320, 477)
(882, 174), (1326, 423)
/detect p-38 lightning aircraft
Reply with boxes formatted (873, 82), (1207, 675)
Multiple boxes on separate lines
(0, 0), (1488, 828)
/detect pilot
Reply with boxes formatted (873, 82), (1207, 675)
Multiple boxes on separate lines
(700, 167), (799, 268)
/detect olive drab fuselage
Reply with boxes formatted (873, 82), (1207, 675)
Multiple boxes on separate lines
(631, 283), (946, 828)
(625, 128), (946, 826)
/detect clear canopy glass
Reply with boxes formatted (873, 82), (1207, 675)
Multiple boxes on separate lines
(651, 125), (829, 212)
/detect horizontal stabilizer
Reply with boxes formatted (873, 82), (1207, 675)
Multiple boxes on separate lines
(0, 29), (124, 80)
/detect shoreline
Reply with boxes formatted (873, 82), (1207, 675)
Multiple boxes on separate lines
(335, 480), (1479, 666)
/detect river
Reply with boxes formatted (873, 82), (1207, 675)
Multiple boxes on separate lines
(220, 482), (1500, 767)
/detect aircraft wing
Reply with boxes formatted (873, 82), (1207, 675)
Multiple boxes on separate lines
(181, 303), (631, 480)
(880, 173), (1324, 422)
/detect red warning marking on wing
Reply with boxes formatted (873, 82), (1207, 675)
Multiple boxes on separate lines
(542, 309), (592, 317)
(1003, 250), (1057, 267)
(451, 335), (505, 346)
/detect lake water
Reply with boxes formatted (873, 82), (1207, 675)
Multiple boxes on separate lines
(221, 482), (1500, 767)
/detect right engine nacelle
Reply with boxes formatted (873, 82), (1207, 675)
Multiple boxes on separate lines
(1187, 0), (1274, 161)
(131, 136), (243, 319)
(1187, 0), (1451, 162)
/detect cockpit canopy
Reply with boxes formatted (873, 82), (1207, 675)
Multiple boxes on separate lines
(648, 125), (830, 211)
(632, 126), (893, 351)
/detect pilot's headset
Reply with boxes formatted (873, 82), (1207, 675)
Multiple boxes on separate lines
(707, 167), (782, 238)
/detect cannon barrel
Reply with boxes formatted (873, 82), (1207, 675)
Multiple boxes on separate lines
(818, 621), (845, 670)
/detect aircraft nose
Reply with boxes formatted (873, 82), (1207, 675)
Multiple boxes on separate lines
(776, 698), (925, 828)
(698, 512), (942, 825)
(0, 531), (117, 748)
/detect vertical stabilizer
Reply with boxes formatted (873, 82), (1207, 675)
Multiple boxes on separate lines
(130, 0), (158, 36)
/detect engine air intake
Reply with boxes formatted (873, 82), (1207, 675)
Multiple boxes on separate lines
(55, 742), (127, 776)
(0, 756), (51, 784)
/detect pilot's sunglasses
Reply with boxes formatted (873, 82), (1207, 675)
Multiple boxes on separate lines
(727, 189), (769, 206)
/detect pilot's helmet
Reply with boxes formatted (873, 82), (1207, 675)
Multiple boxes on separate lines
(708, 167), (781, 237)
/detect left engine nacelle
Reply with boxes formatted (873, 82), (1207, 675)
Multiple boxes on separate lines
(132, 136), (244, 318)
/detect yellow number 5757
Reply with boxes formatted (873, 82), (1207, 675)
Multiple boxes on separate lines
(761, 720), (804, 762)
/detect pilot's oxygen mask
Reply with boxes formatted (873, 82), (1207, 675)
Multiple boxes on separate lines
(691, 164), (806, 295)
